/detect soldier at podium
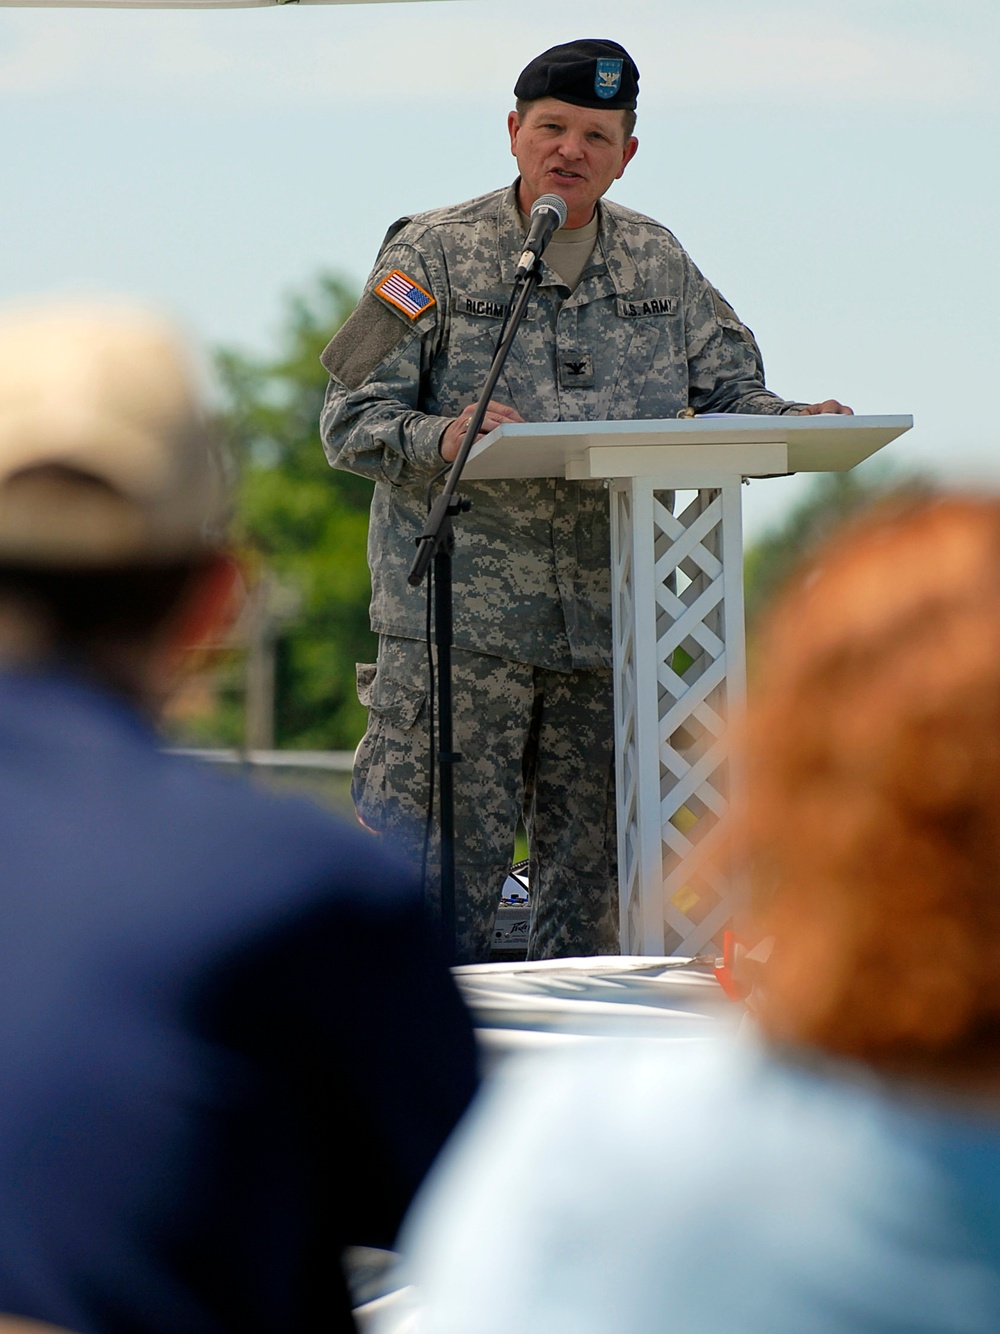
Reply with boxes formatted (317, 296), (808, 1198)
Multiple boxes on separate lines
(320, 37), (851, 964)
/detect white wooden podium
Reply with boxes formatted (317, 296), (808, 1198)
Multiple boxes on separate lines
(465, 414), (913, 956)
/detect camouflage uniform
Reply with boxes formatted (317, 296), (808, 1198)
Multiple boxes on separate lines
(321, 182), (806, 962)
(352, 639), (617, 961)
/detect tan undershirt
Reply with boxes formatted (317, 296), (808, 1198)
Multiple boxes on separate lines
(519, 209), (599, 291)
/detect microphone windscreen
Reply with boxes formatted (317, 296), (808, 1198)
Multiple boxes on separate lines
(530, 194), (569, 228)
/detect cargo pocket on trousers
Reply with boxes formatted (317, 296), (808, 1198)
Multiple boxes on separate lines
(352, 660), (428, 828)
(356, 662), (378, 708)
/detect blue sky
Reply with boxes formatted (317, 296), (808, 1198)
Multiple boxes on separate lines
(1, 0), (997, 536)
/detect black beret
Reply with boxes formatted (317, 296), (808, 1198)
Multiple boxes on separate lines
(514, 38), (639, 111)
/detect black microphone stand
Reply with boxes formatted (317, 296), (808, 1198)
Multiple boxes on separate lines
(408, 263), (541, 956)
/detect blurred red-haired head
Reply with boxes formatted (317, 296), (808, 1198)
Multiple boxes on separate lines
(745, 495), (1000, 1072)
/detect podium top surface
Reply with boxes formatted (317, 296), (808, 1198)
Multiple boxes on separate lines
(462, 414), (912, 481)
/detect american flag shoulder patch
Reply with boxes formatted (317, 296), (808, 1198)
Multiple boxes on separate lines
(374, 269), (436, 321)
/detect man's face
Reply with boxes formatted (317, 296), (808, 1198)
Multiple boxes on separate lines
(508, 98), (638, 229)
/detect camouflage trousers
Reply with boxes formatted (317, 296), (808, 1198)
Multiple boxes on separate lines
(353, 636), (619, 964)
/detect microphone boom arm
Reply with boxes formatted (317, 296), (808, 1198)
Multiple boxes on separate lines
(409, 266), (539, 585)
(406, 262), (541, 955)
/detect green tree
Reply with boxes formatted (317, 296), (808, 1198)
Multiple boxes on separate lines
(215, 274), (376, 749)
(743, 465), (929, 632)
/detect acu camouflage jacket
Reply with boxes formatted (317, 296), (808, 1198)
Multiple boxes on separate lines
(320, 184), (805, 670)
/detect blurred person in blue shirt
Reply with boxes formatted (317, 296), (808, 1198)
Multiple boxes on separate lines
(0, 302), (478, 1334)
(393, 494), (1000, 1334)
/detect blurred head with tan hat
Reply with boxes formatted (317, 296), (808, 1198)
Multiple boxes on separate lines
(0, 301), (225, 565)
(0, 299), (236, 706)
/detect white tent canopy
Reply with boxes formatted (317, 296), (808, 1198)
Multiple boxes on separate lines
(1, 0), (448, 7)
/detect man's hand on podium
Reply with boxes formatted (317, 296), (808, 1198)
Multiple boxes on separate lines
(798, 399), (854, 415)
(439, 400), (526, 462)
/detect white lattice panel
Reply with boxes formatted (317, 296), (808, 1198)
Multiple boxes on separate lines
(611, 478), (747, 956)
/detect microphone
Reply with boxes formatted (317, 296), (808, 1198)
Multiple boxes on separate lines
(515, 194), (569, 277)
